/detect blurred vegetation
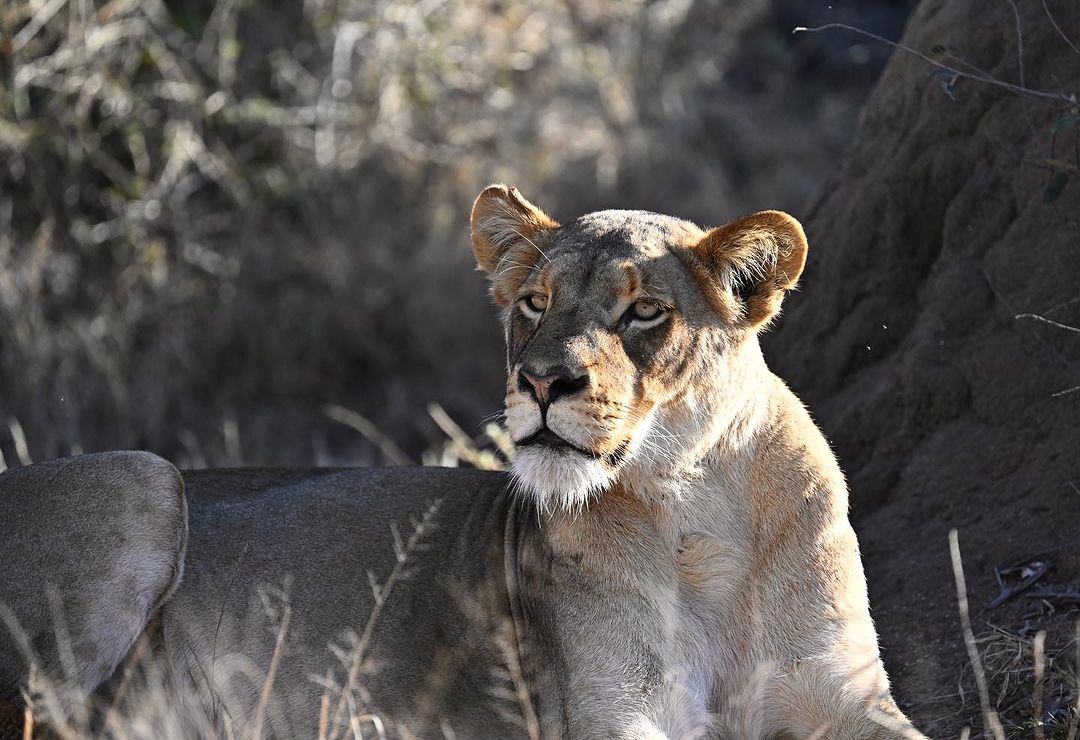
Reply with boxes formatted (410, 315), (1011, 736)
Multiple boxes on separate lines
(0, 0), (911, 468)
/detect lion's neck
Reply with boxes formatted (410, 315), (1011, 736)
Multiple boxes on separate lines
(617, 337), (775, 505)
(542, 338), (809, 568)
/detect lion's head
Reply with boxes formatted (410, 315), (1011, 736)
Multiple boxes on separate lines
(470, 185), (808, 511)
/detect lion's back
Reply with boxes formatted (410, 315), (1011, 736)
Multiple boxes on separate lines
(162, 465), (523, 737)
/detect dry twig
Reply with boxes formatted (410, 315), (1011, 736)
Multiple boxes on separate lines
(950, 529), (1006, 740)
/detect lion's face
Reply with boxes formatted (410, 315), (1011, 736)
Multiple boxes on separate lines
(470, 186), (807, 510)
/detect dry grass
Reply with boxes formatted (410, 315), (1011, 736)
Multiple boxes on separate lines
(976, 623), (1080, 738)
(0, 0), (889, 469)
(949, 530), (1080, 739)
(6, 500), (455, 740)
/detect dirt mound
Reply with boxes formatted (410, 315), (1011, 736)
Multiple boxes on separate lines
(763, 0), (1080, 734)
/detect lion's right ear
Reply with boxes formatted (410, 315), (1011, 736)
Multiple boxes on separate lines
(470, 184), (559, 305)
(689, 210), (808, 329)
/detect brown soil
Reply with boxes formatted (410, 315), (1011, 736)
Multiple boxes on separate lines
(764, 0), (1080, 735)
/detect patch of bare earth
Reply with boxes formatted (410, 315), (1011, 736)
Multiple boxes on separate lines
(766, 0), (1080, 735)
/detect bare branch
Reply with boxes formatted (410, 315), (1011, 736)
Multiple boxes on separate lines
(1015, 312), (1080, 333)
(794, 23), (1078, 104)
(1042, 0), (1080, 57)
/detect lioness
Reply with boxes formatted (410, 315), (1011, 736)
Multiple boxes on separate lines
(0, 186), (923, 739)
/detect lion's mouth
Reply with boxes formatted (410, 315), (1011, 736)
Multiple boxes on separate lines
(518, 428), (598, 458)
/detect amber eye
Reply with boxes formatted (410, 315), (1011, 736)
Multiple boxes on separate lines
(519, 293), (548, 318)
(630, 300), (661, 321)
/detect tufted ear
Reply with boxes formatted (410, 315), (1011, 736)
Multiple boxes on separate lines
(470, 184), (559, 306)
(689, 210), (807, 328)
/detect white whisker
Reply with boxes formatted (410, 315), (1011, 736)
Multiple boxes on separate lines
(511, 228), (550, 264)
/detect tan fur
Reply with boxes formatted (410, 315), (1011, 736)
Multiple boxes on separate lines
(470, 185), (560, 306)
(472, 186), (925, 738)
(680, 210), (808, 328)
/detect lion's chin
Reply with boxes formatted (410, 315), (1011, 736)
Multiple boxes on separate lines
(510, 446), (615, 513)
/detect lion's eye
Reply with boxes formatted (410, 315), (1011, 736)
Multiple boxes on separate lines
(630, 300), (662, 322)
(519, 293), (548, 318)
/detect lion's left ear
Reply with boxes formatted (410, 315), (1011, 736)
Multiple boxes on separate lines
(690, 210), (808, 328)
(470, 184), (560, 306)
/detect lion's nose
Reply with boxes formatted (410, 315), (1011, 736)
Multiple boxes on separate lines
(518, 366), (590, 409)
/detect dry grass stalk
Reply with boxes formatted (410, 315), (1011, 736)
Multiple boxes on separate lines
(325, 500), (441, 740)
(348, 713), (385, 740)
(323, 404), (414, 466)
(21, 698), (33, 740)
(8, 418), (32, 466)
(1068, 619), (1080, 740)
(1033, 629), (1046, 740)
(482, 423), (516, 463)
(100, 629), (152, 735)
(317, 680), (332, 740)
(949, 528), (1006, 740)
(252, 601), (292, 739)
(492, 618), (540, 740)
(427, 404), (506, 472)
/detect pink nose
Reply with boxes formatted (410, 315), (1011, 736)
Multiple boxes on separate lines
(518, 367), (589, 408)
(520, 371), (559, 404)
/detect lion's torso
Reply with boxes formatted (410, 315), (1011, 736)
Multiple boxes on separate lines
(508, 374), (892, 738)
(158, 466), (522, 738)
(149, 379), (887, 739)
(0, 386), (915, 739)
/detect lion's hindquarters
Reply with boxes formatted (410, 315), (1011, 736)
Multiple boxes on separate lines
(0, 451), (187, 703)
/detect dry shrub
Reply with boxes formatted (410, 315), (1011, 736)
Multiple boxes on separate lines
(976, 624), (1079, 737)
(0, 0), (902, 467)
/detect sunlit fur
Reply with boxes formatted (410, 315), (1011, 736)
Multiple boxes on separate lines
(471, 185), (926, 738)
(482, 204), (767, 513)
(510, 447), (613, 514)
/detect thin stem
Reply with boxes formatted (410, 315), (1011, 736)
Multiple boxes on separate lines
(1042, 0), (1080, 57)
(793, 23), (1078, 105)
(949, 529), (1006, 740)
(1015, 312), (1080, 333)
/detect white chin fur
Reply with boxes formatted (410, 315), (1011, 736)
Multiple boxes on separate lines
(510, 446), (615, 512)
